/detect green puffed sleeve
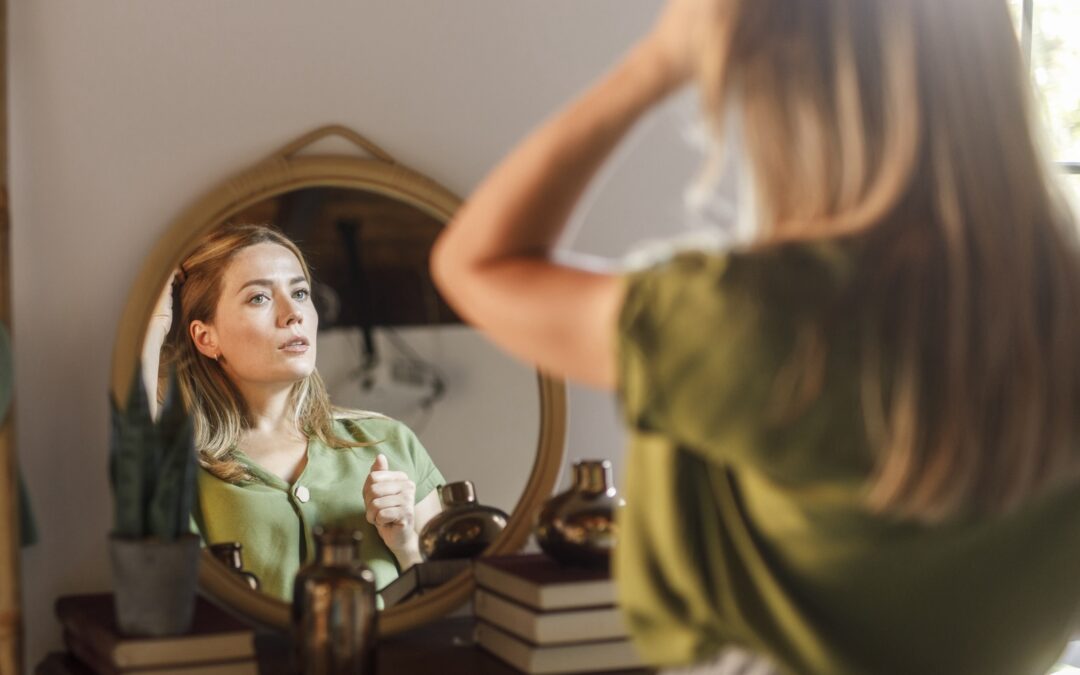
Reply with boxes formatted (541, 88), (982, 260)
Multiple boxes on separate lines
(617, 250), (778, 469)
(390, 421), (445, 503)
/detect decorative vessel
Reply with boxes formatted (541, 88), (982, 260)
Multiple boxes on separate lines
(535, 460), (625, 569)
(419, 481), (508, 560)
(292, 527), (377, 675)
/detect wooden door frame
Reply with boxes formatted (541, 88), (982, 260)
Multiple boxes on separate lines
(0, 0), (24, 671)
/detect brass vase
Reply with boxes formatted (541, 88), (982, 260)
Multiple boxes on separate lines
(208, 542), (261, 591)
(535, 460), (625, 569)
(419, 481), (509, 560)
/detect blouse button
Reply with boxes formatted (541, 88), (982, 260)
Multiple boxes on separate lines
(295, 485), (310, 503)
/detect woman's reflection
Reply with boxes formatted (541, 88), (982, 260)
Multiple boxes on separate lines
(142, 224), (445, 601)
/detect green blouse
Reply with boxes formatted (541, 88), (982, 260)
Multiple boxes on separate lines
(192, 416), (445, 601)
(615, 244), (1080, 675)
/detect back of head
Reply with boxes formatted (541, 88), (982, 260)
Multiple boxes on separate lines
(694, 0), (1080, 520)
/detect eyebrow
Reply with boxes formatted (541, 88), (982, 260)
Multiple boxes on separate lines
(236, 276), (308, 294)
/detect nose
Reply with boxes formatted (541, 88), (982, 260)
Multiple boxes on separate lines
(280, 299), (303, 327)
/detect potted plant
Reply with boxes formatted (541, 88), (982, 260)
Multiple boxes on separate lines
(108, 364), (199, 636)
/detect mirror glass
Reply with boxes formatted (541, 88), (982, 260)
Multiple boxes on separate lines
(153, 186), (540, 605)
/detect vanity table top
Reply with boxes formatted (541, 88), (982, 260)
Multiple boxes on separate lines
(39, 616), (654, 675)
(259, 616), (654, 675)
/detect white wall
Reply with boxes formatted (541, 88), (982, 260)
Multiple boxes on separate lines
(9, 1), (737, 669)
(320, 325), (540, 515)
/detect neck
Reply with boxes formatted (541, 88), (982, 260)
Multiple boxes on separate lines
(235, 381), (301, 436)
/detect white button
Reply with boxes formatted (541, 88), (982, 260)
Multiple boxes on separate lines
(295, 485), (310, 503)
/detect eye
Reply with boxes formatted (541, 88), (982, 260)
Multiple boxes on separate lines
(248, 293), (270, 306)
(292, 288), (310, 301)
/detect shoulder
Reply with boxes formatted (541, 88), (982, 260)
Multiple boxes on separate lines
(331, 410), (420, 446)
(620, 240), (857, 348)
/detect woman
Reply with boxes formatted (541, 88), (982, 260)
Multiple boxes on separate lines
(432, 1), (1080, 673)
(144, 224), (444, 601)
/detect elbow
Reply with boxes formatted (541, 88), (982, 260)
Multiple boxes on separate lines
(430, 228), (483, 318)
(429, 232), (460, 307)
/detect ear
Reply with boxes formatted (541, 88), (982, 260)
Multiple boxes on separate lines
(189, 320), (219, 360)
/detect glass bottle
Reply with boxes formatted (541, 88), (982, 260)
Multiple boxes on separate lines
(208, 542), (260, 591)
(292, 527), (377, 675)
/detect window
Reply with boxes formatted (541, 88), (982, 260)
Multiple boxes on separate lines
(1008, 0), (1080, 204)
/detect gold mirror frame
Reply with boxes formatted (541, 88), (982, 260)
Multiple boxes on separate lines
(109, 125), (567, 635)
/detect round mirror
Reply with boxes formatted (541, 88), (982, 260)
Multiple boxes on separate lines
(110, 126), (567, 634)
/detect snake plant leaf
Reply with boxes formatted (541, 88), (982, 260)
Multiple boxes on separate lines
(110, 363), (154, 538)
(150, 367), (196, 540)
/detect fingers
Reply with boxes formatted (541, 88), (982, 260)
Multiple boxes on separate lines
(363, 480), (415, 525)
(372, 507), (411, 527)
(370, 493), (411, 510)
(366, 480), (415, 498)
(364, 453), (418, 527)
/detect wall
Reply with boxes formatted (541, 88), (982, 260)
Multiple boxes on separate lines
(8, 2), (737, 668)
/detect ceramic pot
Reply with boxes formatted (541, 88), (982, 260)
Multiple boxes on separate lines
(534, 460), (625, 569)
(419, 481), (509, 560)
(109, 533), (201, 636)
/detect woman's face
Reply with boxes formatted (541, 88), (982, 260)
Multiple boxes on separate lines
(191, 242), (319, 390)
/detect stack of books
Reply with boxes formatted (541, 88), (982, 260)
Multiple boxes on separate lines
(473, 554), (645, 674)
(55, 594), (257, 675)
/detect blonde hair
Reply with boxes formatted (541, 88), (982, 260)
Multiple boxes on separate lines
(166, 224), (376, 483)
(695, 0), (1080, 520)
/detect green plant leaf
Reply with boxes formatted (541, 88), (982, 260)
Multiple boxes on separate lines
(150, 367), (196, 540)
(109, 364), (154, 538)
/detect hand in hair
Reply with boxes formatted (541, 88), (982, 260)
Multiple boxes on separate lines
(363, 453), (422, 569)
(142, 270), (179, 421)
(150, 271), (179, 337)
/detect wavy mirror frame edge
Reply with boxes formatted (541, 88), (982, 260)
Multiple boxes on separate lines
(109, 126), (568, 636)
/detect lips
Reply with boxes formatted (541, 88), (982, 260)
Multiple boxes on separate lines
(278, 335), (310, 351)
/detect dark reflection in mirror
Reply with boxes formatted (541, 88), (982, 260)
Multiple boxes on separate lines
(239, 186), (460, 330)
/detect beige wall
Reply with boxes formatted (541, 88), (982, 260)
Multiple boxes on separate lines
(9, 1), (735, 669)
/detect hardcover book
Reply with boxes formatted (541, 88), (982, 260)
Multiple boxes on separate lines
(473, 553), (615, 611)
(379, 557), (472, 608)
(63, 632), (257, 675)
(55, 594), (255, 670)
(475, 621), (643, 674)
(475, 589), (627, 644)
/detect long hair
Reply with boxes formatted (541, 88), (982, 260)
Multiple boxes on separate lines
(694, 0), (1080, 520)
(165, 224), (376, 483)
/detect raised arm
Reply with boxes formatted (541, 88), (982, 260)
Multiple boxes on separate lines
(430, 2), (704, 389)
(140, 273), (176, 420)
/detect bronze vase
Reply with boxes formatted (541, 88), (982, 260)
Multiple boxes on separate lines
(419, 481), (509, 560)
(535, 459), (625, 569)
(208, 542), (261, 591)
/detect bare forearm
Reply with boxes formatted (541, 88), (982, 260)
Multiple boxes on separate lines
(140, 323), (168, 420)
(391, 536), (422, 571)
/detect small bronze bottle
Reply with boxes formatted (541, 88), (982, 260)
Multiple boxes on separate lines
(535, 459), (625, 569)
(292, 527), (377, 675)
(208, 542), (260, 591)
(419, 481), (509, 560)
